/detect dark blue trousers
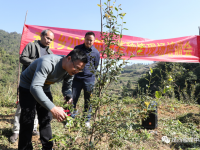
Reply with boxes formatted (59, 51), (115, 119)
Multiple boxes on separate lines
(72, 79), (94, 120)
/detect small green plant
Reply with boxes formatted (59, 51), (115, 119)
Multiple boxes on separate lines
(122, 96), (136, 104)
(135, 68), (159, 122)
(0, 84), (16, 107)
(50, 1), (139, 149)
(179, 81), (198, 104)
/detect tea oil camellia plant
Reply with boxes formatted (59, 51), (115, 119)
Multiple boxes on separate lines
(51, 0), (142, 149)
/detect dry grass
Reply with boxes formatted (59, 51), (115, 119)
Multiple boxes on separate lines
(0, 98), (200, 150)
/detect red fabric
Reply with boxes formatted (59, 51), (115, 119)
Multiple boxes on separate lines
(20, 24), (200, 63)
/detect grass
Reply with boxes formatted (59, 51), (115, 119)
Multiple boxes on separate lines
(0, 92), (200, 149)
(0, 82), (200, 149)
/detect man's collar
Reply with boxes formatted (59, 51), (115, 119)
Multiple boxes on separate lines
(83, 44), (93, 52)
(38, 40), (48, 48)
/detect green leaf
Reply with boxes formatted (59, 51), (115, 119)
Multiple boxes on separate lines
(123, 22), (126, 24)
(150, 68), (153, 74)
(64, 104), (70, 108)
(178, 120), (182, 125)
(163, 86), (171, 93)
(137, 50), (143, 53)
(97, 4), (101, 7)
(122, 13), (126, 16)
(163, 88), (166, 94)
(155, 91), (162, 99)
(115, 7), (118, 11)
(168, 78), (173, 81)
(123, 28), (128, 30)
(120, 34), (122, 38)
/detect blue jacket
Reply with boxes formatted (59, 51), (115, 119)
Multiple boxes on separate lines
(74, 44), (100, 82)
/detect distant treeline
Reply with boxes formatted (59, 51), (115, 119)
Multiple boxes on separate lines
(0, 30), (21, 86)
(133, 62), (200, 104)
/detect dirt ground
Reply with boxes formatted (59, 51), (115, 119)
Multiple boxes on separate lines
(0, 103), (199, 150)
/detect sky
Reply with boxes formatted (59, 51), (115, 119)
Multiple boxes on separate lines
(1, 0), (200, 64)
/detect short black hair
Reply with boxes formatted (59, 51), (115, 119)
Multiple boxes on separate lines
(85, 31), (95, 37)
(41, 29), (54, 36)
(66, 49), (88, 64)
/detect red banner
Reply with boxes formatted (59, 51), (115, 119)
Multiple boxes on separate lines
(20, 24), (200, 62)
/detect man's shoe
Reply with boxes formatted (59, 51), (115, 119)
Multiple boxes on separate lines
(32, 130), (39, 136)
(71, 110), (79, 118)
(10, 133), (19, 143)
(85, 121), (91, 128)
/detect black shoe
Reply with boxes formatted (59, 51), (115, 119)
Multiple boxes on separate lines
(32, 130), (39, 136)
(10, 133), (19, 143)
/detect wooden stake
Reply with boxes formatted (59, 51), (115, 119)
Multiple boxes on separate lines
(17, 11), (28, 102)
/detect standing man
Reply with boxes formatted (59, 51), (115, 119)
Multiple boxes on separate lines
(18, 49), (88, 150)
(72, 32), (100, 127)
(10, 29), (54, 143)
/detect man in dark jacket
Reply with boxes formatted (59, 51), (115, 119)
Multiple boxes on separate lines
(71, 31), (100, 128)
(10, 29), (54, 143)
(20, 29), (54, 71)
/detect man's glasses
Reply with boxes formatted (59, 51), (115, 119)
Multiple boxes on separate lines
(72, 61), (83, 72)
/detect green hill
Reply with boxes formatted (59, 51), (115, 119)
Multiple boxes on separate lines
(0, 30), (21, 55)
(0, 30), (21, 86)
(107, 62), (157, 97)
(120, 62), (157, 85)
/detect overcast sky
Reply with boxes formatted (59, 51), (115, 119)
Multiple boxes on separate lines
(1, 0), (200, 64)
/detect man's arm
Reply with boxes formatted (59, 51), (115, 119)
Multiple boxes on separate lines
(30, 59), (67, 121)
(62, 74), (74, 102)
(20, 42), (36, 66)
(30, 59), (55, 110)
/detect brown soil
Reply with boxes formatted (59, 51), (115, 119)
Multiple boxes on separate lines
(0, 103), (199, 150)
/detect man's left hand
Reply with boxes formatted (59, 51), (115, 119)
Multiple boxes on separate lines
(64, 97), (73, 104)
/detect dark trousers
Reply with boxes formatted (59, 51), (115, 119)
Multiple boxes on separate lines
(72, 80), (94, 120)
(18, 86), (53, 150)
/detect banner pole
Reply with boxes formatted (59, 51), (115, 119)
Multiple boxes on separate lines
(199, 26), (200, 35)
(17, 10), (28, 102)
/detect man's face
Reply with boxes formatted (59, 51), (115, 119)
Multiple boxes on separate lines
(63, 56), (86, 76)
(40, 31), (54, 47)
(84, 35), (95, 48)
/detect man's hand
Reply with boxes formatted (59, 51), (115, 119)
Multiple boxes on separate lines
(64, 97), (73, 104)
(67, 98), (73, 104)
(50, 106), (67, 122)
